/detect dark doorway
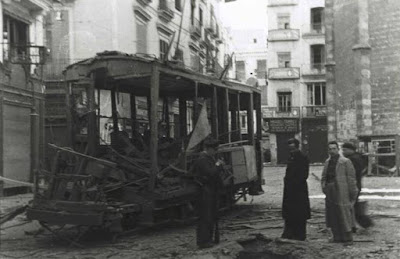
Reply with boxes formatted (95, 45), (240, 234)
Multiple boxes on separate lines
(277, 133), (295, 164)
(308, 129), (328, 163)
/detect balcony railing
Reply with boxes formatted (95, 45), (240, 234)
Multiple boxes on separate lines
(301, 63), (326, 76)
(302, 23), (325, 36)
(2, 44), (46, 65)
(190, 18), (202, 39)
(268, 0), (298, 6)
(206, 21), (216, 34)
(262, 107), (301, 118)
(302, 106), (327, 117)
(268, 67), (300, 80)
(268, 29), (300, 41)
(158, 0), (174, 22)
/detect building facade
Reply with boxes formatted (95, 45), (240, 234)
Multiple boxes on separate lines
(325, 0), (400, 172)
(44, 0), (234, 155)
(0, 0), (51, 195)
(266, 0), (327, 164)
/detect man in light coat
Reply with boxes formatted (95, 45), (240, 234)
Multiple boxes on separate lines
(321, 141), (358, 243)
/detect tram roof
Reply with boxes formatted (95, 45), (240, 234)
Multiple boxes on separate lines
(64, 51), (261, 95)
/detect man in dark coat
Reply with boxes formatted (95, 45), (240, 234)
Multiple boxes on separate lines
(342, 142), (373, 229)
(281, 138), (311, 241)
(192, 138), (223, 248)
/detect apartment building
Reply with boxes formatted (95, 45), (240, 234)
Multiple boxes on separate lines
(0, 0), (52, 194)
(266, 0), (327, 164)
(44, 0), (233, 148)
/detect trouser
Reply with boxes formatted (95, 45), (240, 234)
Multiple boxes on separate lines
(332, 229), (353, 242)
(281, 219), (307, 241)
(196, 186), (216, 246)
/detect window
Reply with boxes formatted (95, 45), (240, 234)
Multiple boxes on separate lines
(278, 52), (291, 68)
(278, 14), (290, 29)
(253, 38), (257, 44)
(311, 44), (325, 69)
(159, 40), (169, 61)
(190, 0), (195, 25)
(2, 14), (29, 61)
(307, 83), (326, 105)
(311, 7), (324, 33)
(256, 59), (267, 79)
(278, 92), (292, 112)
(241, 115), (247, 128)
(372, 140), (396, 154)
(236, 61), (245, 81)
(136, 21), (147, 53)
(190, 51), (200, 71)
(175, 0), (182, 11)
(199, 8), (203, 27)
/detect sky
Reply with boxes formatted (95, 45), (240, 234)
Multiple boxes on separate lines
(220, 0), (268, 31)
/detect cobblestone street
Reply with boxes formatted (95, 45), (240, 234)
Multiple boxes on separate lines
(1, 166), (399, 258)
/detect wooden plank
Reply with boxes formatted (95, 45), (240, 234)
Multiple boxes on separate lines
(237, 92), (242, 141)
(65, 82), (73, 147)
(130, 93), (137, 132)
(87, 77), (97, 156)
(212, 86), (218, 137)
(179, 98), (187, 137)
(149, 65), (160, 190)
(247, 92), (254, 145)
(0, 91), (3, 196)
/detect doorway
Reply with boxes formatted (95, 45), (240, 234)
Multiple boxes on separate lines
(276, 133), (295, 164)
(308, 129), (328, 163)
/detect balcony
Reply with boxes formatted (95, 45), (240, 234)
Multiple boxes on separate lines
(302, 106), (327, 117)
(262, 107), (301, 118)
(137, 0), (152, 6)
(268, 0), (298, 7)
(302, 23), (325, 37)
(158, 0), (174, 22)
(2, 44), (46, 65)
(301, 63), (326, 76)
(268, 67), (300, 80)
(190, 18), (202, 39)
(268, 29), (300, 41)
(205, 22), (216, 35)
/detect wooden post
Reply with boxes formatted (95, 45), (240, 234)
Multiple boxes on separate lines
(130, 94), (137, 132)
(193, 81), (199, 126)
(0, 91), (3, 196)
(223, 88), (230, 143)
(65, 82), (73, 147)
(212, 86), (218, 138)
(87, 77), (97, 156)
(247, 92), (254, 145)
(396, 135), (400, 176)
(179, 98), (187, 137)
(164, 97), (170, 138)
(254, 93), (263, 187)
(149, 65), (160, 190)
(230, 93), (237, 142)
(110, 89), (119, 134)
(237, 92), (242, 141)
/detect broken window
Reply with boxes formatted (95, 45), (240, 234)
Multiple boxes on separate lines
(278, 52), (291, 68)
(307, 83), (326, 105)
(278, 92), (292, 112)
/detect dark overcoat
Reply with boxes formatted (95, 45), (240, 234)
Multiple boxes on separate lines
(282, 150), (311, 221)
(192, 151), (221, 245)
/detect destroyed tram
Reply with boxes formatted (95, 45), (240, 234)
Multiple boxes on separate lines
(27, 51), (264, 233)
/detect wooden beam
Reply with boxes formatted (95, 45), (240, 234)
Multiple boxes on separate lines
(237, 92), (242, 141)
(247, 92), (254, 145)
(179, 98), (187, 137)
(212, 86), (218, 137)
(87, 77), (97, 156)
(164, 97), (170, 138)
(223, 88), (230, 143)
(130, 93), (137, 132)
(193, 81), (199, 126)
(0, 91), (3, 196)
(255, 93), (262, 142)
(65, 82), (73, 147)
(149, 65), (160, 190)
(110, 88), (119, 134)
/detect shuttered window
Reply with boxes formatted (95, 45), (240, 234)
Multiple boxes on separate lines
(136, 22), (147, 54)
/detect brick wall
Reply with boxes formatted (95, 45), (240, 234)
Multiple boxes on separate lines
(369, 0), (400, 135)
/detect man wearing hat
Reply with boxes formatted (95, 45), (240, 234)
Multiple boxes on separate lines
(192, 137), (223, 248)
(342, 142), (373, 230)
